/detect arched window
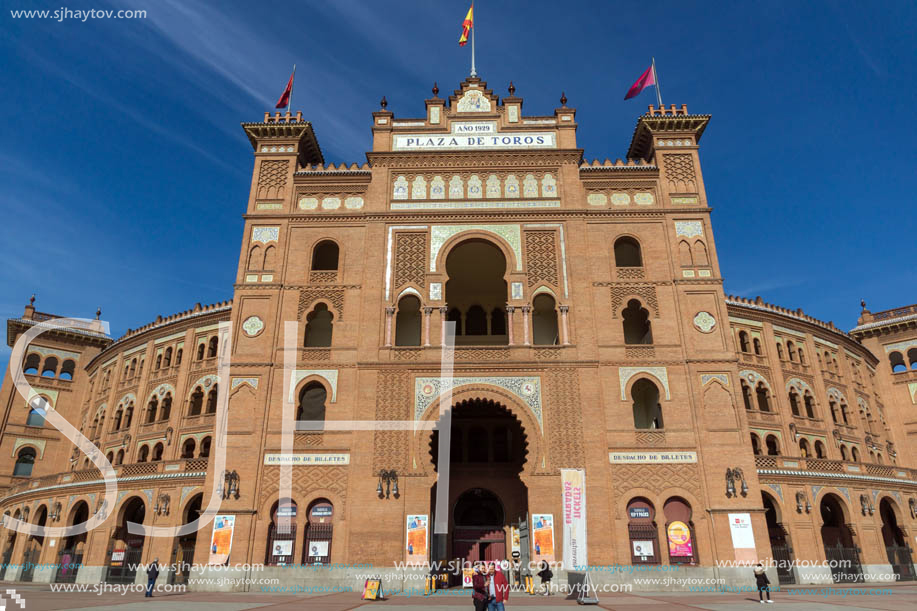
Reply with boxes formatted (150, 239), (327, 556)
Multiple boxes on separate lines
(152, 443), (164, 461)
(789, 389), (801, 417)
(129, 358), (137, 377)
(909, 348), (917, 370)
(829, 400), (838, 423)
(112, 408), (123, 431)
(189, 387), (204, 416)
(465, 305), (487, 336)
(304, 303), (333, 347)
(248, 244), (263, 271)
(311, 241), (339, 271)
(532, 294), (559, 345)
(137, 445), (149, 463)
(207, 337), (218, 358)
(799, 439), (810, 457)
(175, 348), (183, 366)
(814, 440), (826, 458)
(802, 390), (815, 418)
(840, 445), (848, 461)
(123, 403), (133, 428)
(776, 343), (785, 360)
(297, 382), (327, 430)
(890, 351), (907, 372)
(263, 245), (276, 270)
(23, 353), (40, 375)
(693, 240), (709, 266)
(490, 307), (507, 335)
(798, 347), (806, 365)
(155, 354), (162, 370)
(115, 449), (124, 465)
(753, 338), (762, 355)
(146, 397), (158, 424)
(196, 343), (205, 361)
(750, 433), (761, 455)
(741, 381), (753, 410)
(787, 341), (797, 362)
(60, 360), (75, 380)
(181, 439), (196, 459)
(26, 397), (47, 427)
(622, 299), (652, 345)
(613, 237), (642, 267)
(447, 308), (463, 335)
(199, 437), (211, 458)
(42, 356), (59, 378)
(14, 448), (36, 477)
(205, 385), (218, 414)
(738, 331), (750, 353)
(765, 435), (780, 456)
(631, 378), (664, 429)
(394, 296), (422, 346)
(163, 347), (172, 368)
(755, 383), (770, 412)
(106, 451), (114, 464)
(678, 240), (693, 267)
(851, 446), (859, 462)
(160, 393), (172, 420)
(840, 402), (849, 425)
(876, 452), (883, 464)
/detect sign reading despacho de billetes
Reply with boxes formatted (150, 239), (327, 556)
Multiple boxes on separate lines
(609, 451), (698, 464)
(263, 453), (350, 466)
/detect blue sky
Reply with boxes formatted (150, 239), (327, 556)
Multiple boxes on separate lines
(1, 0), (915, 373)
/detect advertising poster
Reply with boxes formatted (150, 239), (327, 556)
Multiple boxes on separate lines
(462, 567), (474, 588)
(405, 514), (428, 563)
(728, 512), (757, 563)
(208, 515), (236, 564)
(532, 513), (555, 563)
(308, 540), (329, 558)
(666, 521), (693, 557)
(110, 549), (125, 566)
(632, 540), (654, 558)
(511, 525), (521, 556)
(272, 540), (293, 558)
(560, 469), (588, 569)
(362, 578), (382, 600)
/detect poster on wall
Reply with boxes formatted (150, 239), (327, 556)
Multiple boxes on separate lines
(511, 525), (521, 556)
(666, 521), (693, 558)
(405, 514), (428, 563)
(462, 567), (474, 588)
(728, 512), (757, 563)
(208, 515), (236, 564)
(560, 469), (588, 569)
(308, 540), (329, 558)
(632, 540), (654, 558)
(532, 514), (555, 564)
(272, 540), (293, 558)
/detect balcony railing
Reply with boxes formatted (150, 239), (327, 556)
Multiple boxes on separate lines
(754, 455), (917, 480)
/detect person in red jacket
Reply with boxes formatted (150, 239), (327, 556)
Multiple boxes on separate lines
(487, 562), (510, 611)
(471, 564), (489, 611)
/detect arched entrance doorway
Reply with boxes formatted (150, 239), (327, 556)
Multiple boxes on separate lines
(265, 498), (297, 566)
(819, 493), (862, 582)
(303, 499), (334, 564)
(429, 398), (529, 574)
(761, 492), (795, 584)
(444, 239), (509, 346)
(880, 498), (915, 581)
(55, 501), (89, 583)
(106, 497), (146, 584)
(171, 493), (202, 585)
(20, 505), (47, 582)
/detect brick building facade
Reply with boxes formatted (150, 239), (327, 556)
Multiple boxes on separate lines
(0, 78), (914, 589)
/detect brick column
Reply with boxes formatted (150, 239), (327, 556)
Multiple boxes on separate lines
(439, 306), (449, 346)
(522, 305), (531, 346)
(559, 305), (570, 345)
(423, 307), (433, 347)
(506, 305), (515, 345)
(384, 307), (395, 347)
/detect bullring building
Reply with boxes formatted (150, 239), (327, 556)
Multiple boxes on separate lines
(0, 77), (915, 590)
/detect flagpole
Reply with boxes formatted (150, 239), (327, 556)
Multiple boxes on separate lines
(288, 64), (296, 116)
(470, 11), (476, 77)
(652, 57), (662, 107)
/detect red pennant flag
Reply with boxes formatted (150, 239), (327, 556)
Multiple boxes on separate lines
(275, 68), (295, 109)
(624, 64), (656, 100)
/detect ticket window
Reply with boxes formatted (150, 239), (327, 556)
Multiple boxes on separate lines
(267, 500), (297, 566)
(304, 500), (333, 565)
(627, 498), (659, 564)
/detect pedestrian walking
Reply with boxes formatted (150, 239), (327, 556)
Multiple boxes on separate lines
(472, 564), (489, 611)
(536, 560), (553, 596)
(754, 563), (773, 603)
(145, 558), (160, 598)
(487, 562), (510, 611)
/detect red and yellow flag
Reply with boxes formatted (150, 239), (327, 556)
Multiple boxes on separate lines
(459, 4), (474, 46)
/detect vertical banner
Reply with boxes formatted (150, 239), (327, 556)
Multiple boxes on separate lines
(560, 469), (588, 569)
(728, 512), (757, 563)
(208, 515), (236, 564)
(405, 514), (428, 564)
(532, 514), (555, 564)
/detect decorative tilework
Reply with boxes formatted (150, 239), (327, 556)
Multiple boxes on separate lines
(414, 376), (542, 429)
(511, 282), (523, 300)
(541, 174), (556, 196)
(344, 197), (364, 209)
(24, 345), (80, 360)
(838, 487), (850, 503)
(430, 224), (522, 272)
(321, 197), (341, 210)
(826, 387), (847, 403)
(430, 106), (441, 124)
(693, 311), (716, 333)
(674, 221), (703, 238)
(429, 283), (442, 301)
(411, 176), (427, 199)
(231, 377), (258, 391)
(449, 176), (463, 199)
(740, 370), (771, 391)
(467, 175), (483, 199)
(587, 194), (607, 206)
(611, 193), (630, 206)
(785, 378), (814, 395)
(634, 192), (654, 205)
(242, 316), (264, 337)
(430, 176), (446, 199)
(812, 485), (823, 499)
(701, 374), (729, 387)
(618, 367), (671, 400)
(504, 175), (520, 198)
(456, 89), (491, 112)
(883, 339), (917, 353)
(391, 200), (560, 211)
(393, 176), (409, 200)
(180, 486), (200, 506)
(766, 483), (783, 501)
(289, 370), (338, 403)
(908, 382), (917, 404)
(252, 226), (279, 244)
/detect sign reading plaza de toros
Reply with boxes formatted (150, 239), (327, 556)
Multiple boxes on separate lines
(392, 120), (556, 151)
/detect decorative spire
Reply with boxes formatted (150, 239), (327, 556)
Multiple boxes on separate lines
(380, 96), (388, 110)
(432, 82), (439, 97)
(29, 294), (35, 306)
(560, 92), (567, 107)
(508, 81), (515, 95)
(860, 299), (867, 311)
(96, 307), (102, 320)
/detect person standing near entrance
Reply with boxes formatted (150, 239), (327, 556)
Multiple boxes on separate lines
(754, 563), (773, 603)
(145, 558), (160, 598)
(537, 560), (553, 596)
(487, 563), (509, 611)
(472, 564), (489, 611)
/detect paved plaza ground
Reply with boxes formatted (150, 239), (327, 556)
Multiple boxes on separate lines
(0, 583), (915, 611)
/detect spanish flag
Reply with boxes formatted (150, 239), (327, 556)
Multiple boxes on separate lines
(459, 4), (473, 47)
